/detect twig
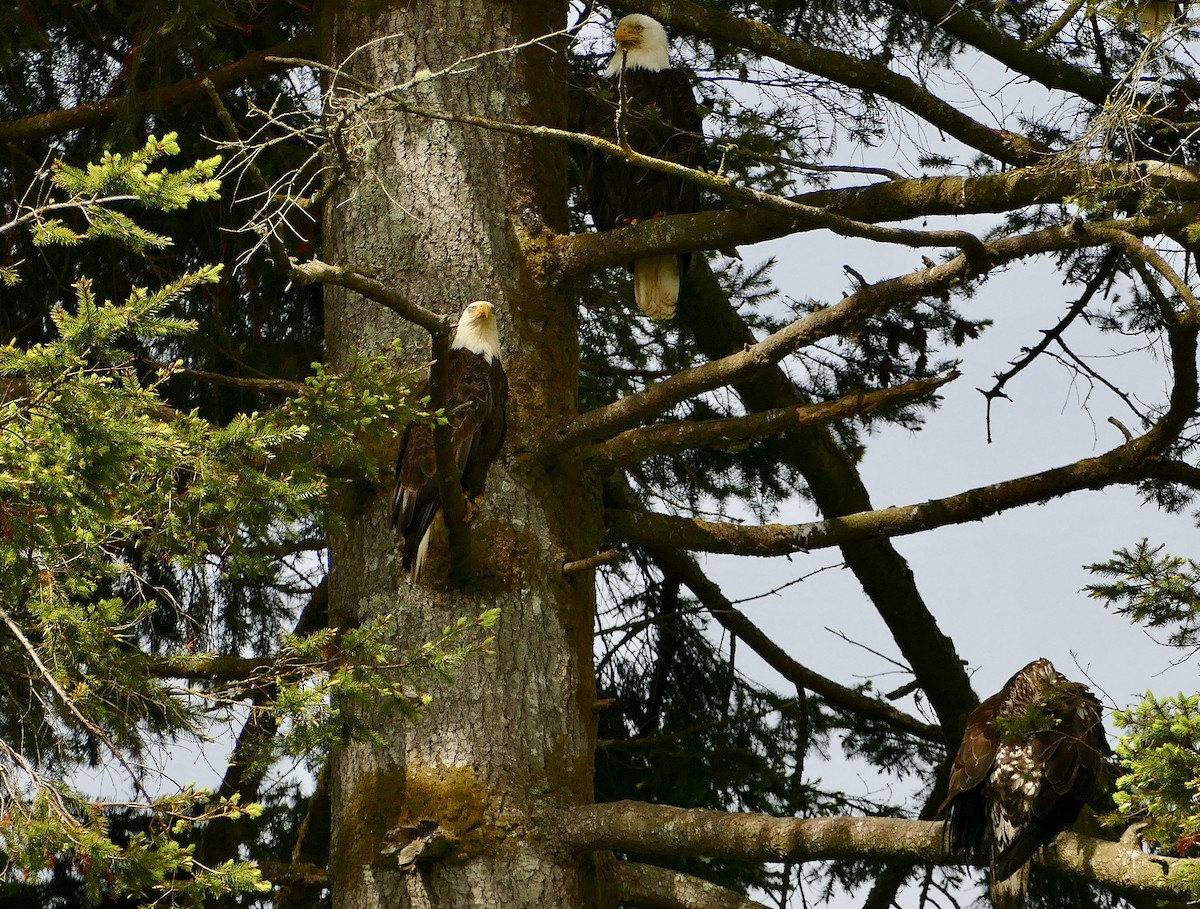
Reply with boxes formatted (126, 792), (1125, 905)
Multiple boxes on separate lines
(563, 549), (623, 575)
(0, 601), (152, 801)
(979, 247), (1118, 443)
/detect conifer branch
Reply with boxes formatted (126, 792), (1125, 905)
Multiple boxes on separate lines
(0, 601), (151, 801)
(559, 802), (1200, 900)
(612, 861), (772, 909)
(0, 37), (316, 144)
(576, 373), (957, 468)
(552, 207), (1199, 455)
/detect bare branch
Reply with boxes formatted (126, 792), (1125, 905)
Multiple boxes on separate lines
(289, 258), (451, 337)
(563, 549), (623, 576)
(551, 207), (1200, 455)
(553, 164), (1200, 277)
(612, 861), (773, 909)
(557, 802), (1200, 901)
(606, 421), (1172, 557)
(577, 372), (958, 468)
(980, 248), (1119, 443)
(138, 358), (304, 396)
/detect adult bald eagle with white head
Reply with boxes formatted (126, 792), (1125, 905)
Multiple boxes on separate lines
(574, 13), (705, 319)
(391, 301), (508, 578)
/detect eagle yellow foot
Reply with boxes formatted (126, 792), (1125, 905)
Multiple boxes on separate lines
(462, 495), (483, 523)
(618, 211), (667, 227)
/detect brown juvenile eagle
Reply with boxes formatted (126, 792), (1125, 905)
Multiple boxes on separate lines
(938, 658), (1111, 909)
(573, 13), (704, 319)
(390, 301), (508, 578)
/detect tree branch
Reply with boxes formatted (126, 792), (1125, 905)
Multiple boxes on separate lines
(0, 37), (317, 144)
(551, 208), (1200, 455)
(611, 861), (773, 909)
(578, 372), (957, 468)
(558, 802), (1200, 901)
(138, 358), (304, 396)
(289, 259), (451, 336)
(605, 424), (1168, 557)
(552, 163), (1200, 277)
(980, 248), (1119, 442)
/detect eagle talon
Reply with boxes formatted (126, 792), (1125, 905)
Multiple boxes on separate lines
(462, 496), (480, 523)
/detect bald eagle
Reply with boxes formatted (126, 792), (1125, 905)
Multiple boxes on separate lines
(573, 13), (704, 319)
(391, 301), (508, 578)
(939, 658), (1112, 909)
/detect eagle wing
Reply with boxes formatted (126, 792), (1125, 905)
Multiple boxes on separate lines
(572, 67), (704, 231)
(450, 351), (509, 499)
(939, 693), (1003, 854)
(391, 348), (508, 572)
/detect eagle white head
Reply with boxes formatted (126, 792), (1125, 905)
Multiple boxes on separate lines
(451, 300), (502, 363)
(603, 14), (671, 77)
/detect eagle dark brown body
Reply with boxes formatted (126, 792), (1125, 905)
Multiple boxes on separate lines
(574, 67), (704, 234)
(939, 658), (1111, 908)
(571, 14), (705, 319)
(391, 303), (508, 578)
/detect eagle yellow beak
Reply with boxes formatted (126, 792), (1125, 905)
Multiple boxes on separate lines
(614, 22), (640, 48)
(474, 301), (494, 318)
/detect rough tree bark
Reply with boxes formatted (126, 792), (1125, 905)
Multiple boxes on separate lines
(319, 2), (601, 906)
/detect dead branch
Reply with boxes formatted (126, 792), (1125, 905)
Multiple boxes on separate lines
(576, 372), (957, 468)
(980, 248), (1119, 443)
(611, 861), (772, 909)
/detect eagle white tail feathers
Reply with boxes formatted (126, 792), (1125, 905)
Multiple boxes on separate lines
(409, 527), (432, 581)
(633, 254), (680, 319)
(1138, 0), (1178, 34)
(989, 863), (1029, 909)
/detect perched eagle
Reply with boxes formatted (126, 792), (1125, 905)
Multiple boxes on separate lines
(573, 13), (704, 319)
(939, 658), (1112, 909)
(391, 301), (508, 578)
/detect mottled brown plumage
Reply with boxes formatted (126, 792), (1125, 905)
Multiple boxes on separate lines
(939, 658), (1111, 909)
(391, 302), (508, 578)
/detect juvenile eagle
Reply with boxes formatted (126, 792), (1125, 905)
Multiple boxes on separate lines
(939, 658), (1111, 909)
(574, 13), (704, 319)
(391, 301), (508, 578)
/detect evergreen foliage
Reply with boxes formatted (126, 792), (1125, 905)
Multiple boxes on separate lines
(0, 138), (494, 906)
(7, 0), (1200, 906)
(1110, 694), (1200, 862)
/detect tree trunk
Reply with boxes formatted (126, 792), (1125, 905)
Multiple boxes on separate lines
(319, 3), (600, 906)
